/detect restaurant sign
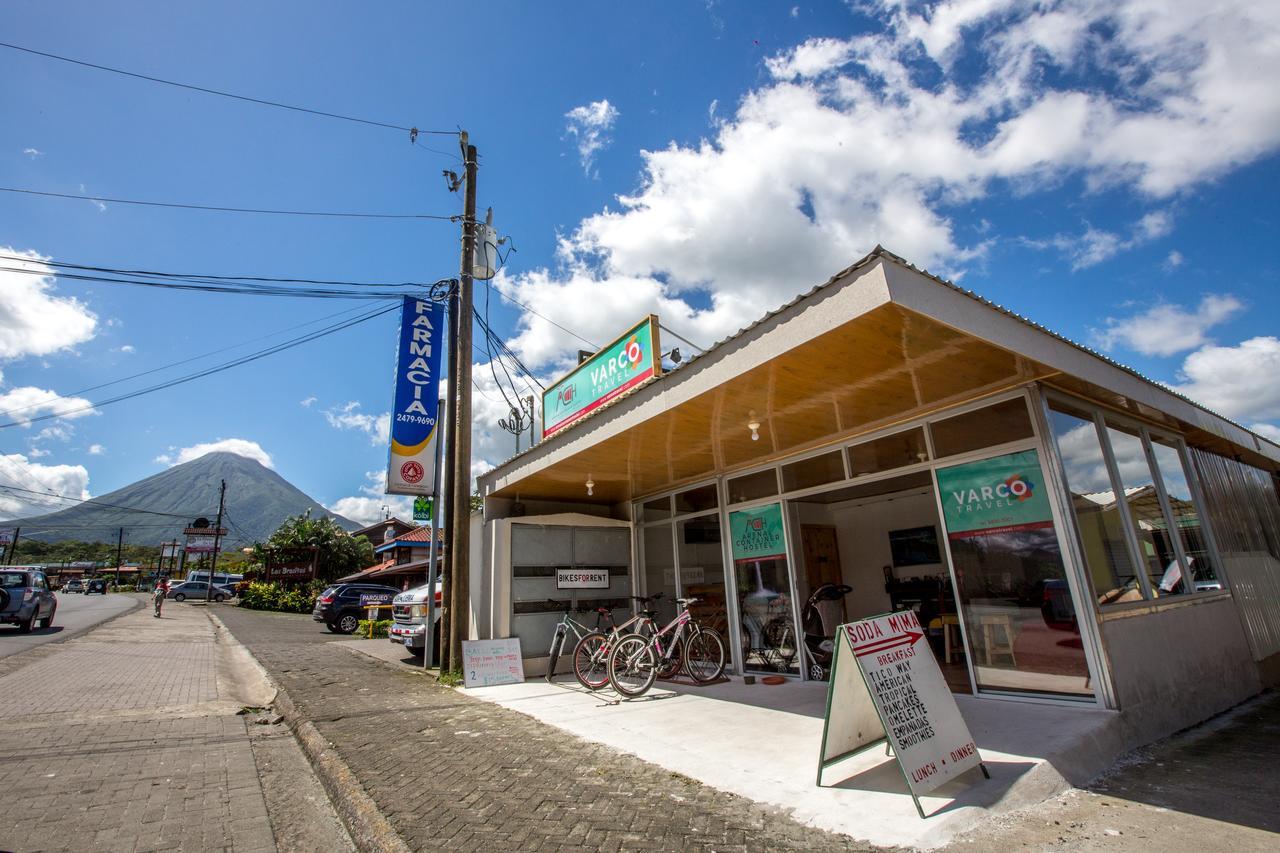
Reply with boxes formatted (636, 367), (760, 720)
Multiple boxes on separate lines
(935, 449), (1055, 539)
(263, 547), (318, 583)
(729, 502), (787, 564)
(542, 315), (661, 439)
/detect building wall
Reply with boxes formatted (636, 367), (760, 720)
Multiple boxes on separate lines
(1100, 596), (1260, 744)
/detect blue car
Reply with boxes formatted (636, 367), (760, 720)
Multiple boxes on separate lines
(1, 568), (57, 633)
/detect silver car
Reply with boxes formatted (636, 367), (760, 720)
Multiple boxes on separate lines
(1, 568), (57, 632)
(166, 581), (233, 603)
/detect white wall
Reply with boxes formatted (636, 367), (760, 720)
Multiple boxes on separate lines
(792, 486), (946, 620)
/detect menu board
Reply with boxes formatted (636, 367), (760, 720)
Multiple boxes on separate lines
(818, 610), (984, 810)
(461, 638), (526, 688)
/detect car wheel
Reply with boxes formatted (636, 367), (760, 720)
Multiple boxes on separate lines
(174, 593), (186, 602)
(18, 611), (35, 633)
(336, 613), (360, 634)
(325, 622), (342, 634)
(39, 606), (56, 629)
(214, 594), (226, 603)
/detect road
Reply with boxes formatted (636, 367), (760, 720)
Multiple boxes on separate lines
(0, 590), (139, 660)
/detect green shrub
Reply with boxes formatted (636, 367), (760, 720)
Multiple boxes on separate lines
(238, 581), (315, 614)
(355, 619), (393, 638)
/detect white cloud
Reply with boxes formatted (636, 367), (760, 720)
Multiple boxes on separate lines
(23, 148), (42, 158)
(1094, 294), (1243, 357)
(0, 453), (90, 519)
(1027, 210), (1176, 270)
(0, 385), (97, 427)
(791, 6), (800, 18)
(162, 438), (274, 469)
(300, 396), (317, 408)
(87, 443), (105, 455)
(1162, 250), (1184, 272)
(27, 447), (49, 458)
(323, 402), (390, 446)
(0, 248), (98, 360)
(326, 470), (415, 526)
(1250, 422), (1280, 443)
(1172, 336), (1280, 424)
(117, 344), (135, 354)
(564, 100), (620, 176)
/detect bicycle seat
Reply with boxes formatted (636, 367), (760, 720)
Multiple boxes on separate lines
(594, 606), (613, 615)
(675, 597), (700, 606)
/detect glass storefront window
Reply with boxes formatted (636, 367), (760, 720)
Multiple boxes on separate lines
(674, 484), (718, 515)
(642, 524), (678, 625)
(1150, 436), (1220, 593)
(847, 427), (929, 477)
(727, 468), (779, 505)
(1047, 401), (1143, 605)
(936, 450), (1093, 698)
(642, 497), (672, 522)
(930, 398), (1034, 458)
(780, 450), (845, 492)
(1105, 421), (1183, 597)
(677, 515), (728, 635)
(728, 503), (799, 675)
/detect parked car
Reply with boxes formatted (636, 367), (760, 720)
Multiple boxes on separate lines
(85, 578), (108, 595)
(388, 580), (444, 660)
(1, 568), (57, 633)
(61, 579), (85, 594)
(166, 581), (234, 602)
(312, 583), (401, 634)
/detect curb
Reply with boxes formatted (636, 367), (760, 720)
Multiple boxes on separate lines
(207, 611), (411, 853)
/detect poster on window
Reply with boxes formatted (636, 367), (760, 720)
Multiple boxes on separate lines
(935, 450), (1055, 540)
(728, 503), (787, 563)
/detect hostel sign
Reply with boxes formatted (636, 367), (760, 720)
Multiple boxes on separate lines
(935, 449), (1054, 538)
(387, 296), (445, 496)
(729, 502), (787, 564)
(817, 610), (987, 817)
(542, 316), (661, 439)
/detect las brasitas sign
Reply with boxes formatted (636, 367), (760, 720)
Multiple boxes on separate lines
(386, 296), (445, 496)
(541, 316), (662, 439)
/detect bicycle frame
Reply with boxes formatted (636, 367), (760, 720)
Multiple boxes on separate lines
(635, 608), (691, 663)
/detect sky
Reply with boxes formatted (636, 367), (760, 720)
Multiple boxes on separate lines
(1, 0), (1278, 532)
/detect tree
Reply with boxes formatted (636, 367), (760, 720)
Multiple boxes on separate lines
(255, 513), (374, 582)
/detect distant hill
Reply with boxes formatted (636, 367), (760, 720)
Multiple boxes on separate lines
(6, 451), (359, 546)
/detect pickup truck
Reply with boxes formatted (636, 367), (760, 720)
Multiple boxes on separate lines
(388, 580), (443, 662)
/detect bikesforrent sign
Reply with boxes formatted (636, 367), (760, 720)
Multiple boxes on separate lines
(387, 295), (445, 496)
(541, 315), (661, 439)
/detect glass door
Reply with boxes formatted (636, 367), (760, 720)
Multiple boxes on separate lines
(934, 449), (1093, 698)
(728, 502), (800, 675)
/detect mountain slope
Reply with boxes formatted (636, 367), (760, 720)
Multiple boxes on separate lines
(7, 451), (359, 546)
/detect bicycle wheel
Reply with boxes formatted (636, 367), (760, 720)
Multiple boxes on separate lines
(546, 625), (565, 682)
(607, 634), (657, 698)
(572, 631), (609, 690)
(685, 627), (726, 683)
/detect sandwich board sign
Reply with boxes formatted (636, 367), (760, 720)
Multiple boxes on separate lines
(816, 609), (987, 817)
(461, 638), (525, 688)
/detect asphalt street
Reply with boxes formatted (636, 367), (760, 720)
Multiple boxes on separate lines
(0, 589), (139, 660)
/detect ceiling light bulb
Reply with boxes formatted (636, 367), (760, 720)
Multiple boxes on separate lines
(586, 477), (594, 496)
(748, 419), (761, 441)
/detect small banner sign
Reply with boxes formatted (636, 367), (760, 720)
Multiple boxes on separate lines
(387, 296), (445, 496)
(461, 638), (525, 687)
(0, 527), (15, 545)
(263, 547), (318, 583)
(555, 568), (609, 589)
(817, 610), (986, 817)
(359, 591), (395, 607)
(184, 534), (220, 554)
(934, 449), (1054, 539)
(728, 503), (787, 564)
(542, 315), (661, 439)
(413, 495), (433, 522)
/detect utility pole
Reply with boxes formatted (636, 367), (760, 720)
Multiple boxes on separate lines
(447, 133), (477, 671)
(3, 527), (18, 564)
(205, 479), (227, 604)
(439, 276), (459, 673)
(115, 527), (124, 585)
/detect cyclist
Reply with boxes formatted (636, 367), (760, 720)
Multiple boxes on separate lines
(152, 577), (169, 618)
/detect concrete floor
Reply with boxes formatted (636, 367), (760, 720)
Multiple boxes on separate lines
(341, 635), (1126, 850)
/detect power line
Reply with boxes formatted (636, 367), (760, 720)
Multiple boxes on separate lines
(0, 303), (398, 429)
(0, 479), (210, 519)
(0, 186), (459, 221)
(0, 41), (457, 138)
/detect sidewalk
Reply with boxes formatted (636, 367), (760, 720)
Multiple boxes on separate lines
(0, 598), (349, 853)
(214, 607), (875, 852)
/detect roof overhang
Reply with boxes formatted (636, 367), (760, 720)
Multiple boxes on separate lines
(478, 250), (1278, 505)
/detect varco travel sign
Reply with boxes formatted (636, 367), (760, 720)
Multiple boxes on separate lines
(387, 295), (445, 496)
(541, 315), (661, 439)
(935, 449), (1055, 538)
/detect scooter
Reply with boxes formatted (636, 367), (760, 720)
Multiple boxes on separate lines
(801, 582), (852, 680)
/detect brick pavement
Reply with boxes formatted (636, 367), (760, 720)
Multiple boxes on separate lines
(0, 602), (277, 853)
(215, 607), (879, 852)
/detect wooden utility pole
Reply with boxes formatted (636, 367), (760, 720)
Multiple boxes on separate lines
(205, 480), (227, 603)
(439, 269), (459, 673)
(3, 527), (18, 564)
(115, 527), (124, 585)
(447, 134), (477, 671)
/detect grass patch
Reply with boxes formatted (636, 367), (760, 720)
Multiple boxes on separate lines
(437, 669), (463, 687)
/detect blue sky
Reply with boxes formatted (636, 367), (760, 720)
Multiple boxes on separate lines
(1, 0), (1277, 528)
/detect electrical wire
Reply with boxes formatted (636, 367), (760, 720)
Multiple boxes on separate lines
(0, 303), (399, 429)
(0, 186), (459, 221)
(0, 41), (457, 137)
(0, 479), (211, 519)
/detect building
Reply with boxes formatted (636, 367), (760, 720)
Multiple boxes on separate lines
(351, 516), (418, 549)
(472, 247), (1280, 745)
(336, 524), (443, 589)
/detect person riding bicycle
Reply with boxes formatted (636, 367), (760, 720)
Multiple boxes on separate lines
(152, 578), (169, 617)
